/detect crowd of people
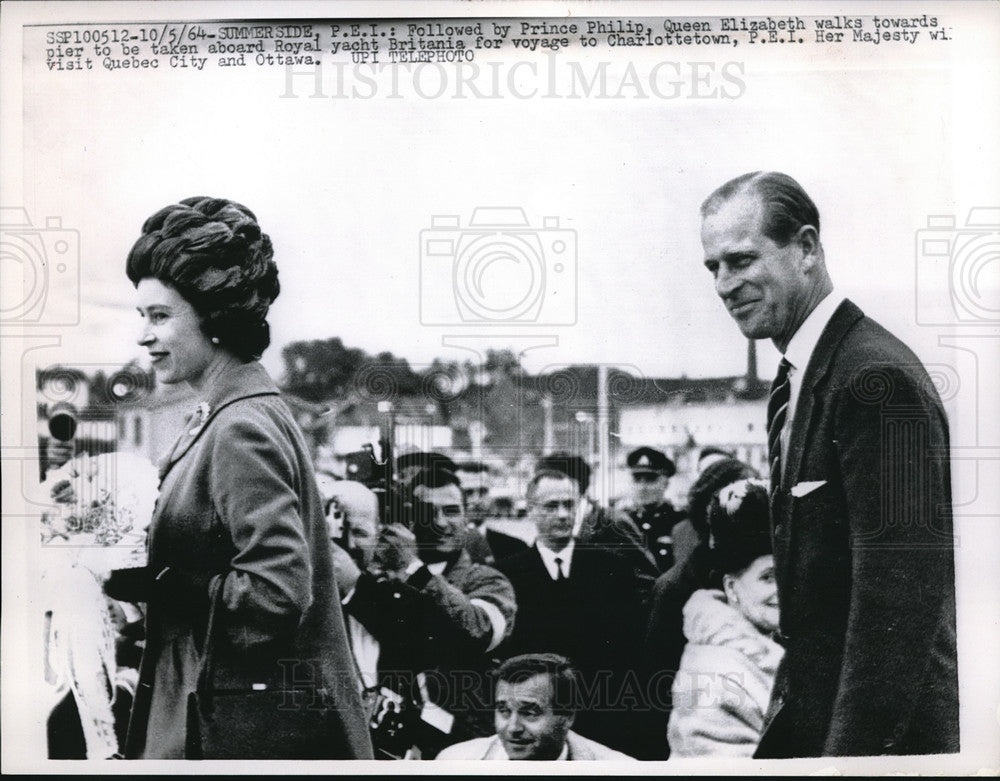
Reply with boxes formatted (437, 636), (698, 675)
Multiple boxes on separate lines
(48, 433), (781, 761)
(322, 445), (785, 760)
(39, 172), (958, 761)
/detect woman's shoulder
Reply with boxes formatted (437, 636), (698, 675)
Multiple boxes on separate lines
(200, 393), (305, 470)
(681, 589), (783, 671)
(212, 390), (288, 422)
(681, 588), (735, 641)
(204, 396), (287, 440)
(676, 637), (753, 679)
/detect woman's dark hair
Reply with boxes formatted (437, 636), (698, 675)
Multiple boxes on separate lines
(706, 479), (772, 586)
(126, 197), (279, 361)
(687, 457), (759, 540)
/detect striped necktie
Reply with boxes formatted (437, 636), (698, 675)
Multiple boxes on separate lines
(767, 358), (792, 497)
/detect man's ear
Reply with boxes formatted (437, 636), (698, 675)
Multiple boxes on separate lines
(562, 711), (576, 731)
(794, 224), (822, 271)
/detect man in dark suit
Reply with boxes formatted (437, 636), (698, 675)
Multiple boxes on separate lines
(537, 452), (660, 600)
(700, 171), (958, 757)
(496, 468), (647, 757)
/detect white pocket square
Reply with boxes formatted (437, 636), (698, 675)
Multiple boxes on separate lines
(791, 480), (827, 498)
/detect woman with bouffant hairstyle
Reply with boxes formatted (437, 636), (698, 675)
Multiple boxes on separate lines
(106, 197), (372, 759)
(125, 198), (278, 361)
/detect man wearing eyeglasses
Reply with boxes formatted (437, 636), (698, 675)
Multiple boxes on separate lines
(332, 459), (517, 758)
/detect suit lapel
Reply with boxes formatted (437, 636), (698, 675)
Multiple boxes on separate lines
(782, 299), (864, 494)
(483, 736), (505, 758)
(158, 361), (279, 482)
(529, 545), (555, 585)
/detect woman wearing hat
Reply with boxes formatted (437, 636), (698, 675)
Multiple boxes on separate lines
(666, 478), (783, 758)
(105, 197), (372, 759)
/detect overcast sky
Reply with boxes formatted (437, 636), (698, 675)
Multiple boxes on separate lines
(7, 2), (998, 391)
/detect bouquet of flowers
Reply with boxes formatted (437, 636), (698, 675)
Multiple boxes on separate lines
(38, 450), (158, 758)
(40, 451), (159, 572)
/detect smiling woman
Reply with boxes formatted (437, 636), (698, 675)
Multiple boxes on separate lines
(135, 279), (223, 388)
(107, 197), (373, 760)
(667, 479), (783, 758)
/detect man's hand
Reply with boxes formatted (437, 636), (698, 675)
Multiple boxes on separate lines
(375, 523), (420, 578)
(46, 439), (74, 472)
(49, 478), (76, 505)
(331, 541), (362, 599)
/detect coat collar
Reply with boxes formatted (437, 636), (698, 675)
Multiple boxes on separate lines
(681, 589), (785, 675)
(480, 733), (573, 759)
(781, 298), (864, 492)
(158, 360), (279, 481)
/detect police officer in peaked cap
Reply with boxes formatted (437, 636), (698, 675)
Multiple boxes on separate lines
(623, 447), (683, 572)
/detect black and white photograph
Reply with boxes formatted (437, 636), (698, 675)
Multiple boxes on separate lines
(1, 0), (998, 773)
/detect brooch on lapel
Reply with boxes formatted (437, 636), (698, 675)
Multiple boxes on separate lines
(189, 402), (212, 436)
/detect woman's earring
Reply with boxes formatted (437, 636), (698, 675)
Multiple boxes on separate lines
(211, 337), (220, 345)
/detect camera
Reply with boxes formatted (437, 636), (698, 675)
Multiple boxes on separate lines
(345, 446), (379, 484)
(915, 208), (1000, 325)
(1, 207), (80, 325)
(37, 363), (153, 481)
(48, 401), (79, 442)
(419, 207), (577, 325)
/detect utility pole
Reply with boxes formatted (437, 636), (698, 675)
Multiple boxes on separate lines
(747, 338), (759, 382)
(596, 364), (610, 506)
(541, 395), (553, 454)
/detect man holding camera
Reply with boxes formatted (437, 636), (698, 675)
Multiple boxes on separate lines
(331, 461), (517, 758)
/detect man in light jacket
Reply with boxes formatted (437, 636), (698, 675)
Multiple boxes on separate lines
(437, 653), (635, 761)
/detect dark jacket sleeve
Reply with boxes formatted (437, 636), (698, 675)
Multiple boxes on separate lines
(421, 562), (516, 654)
(823, 362), (956, 755)
(591, 507), (659, 604)
(346, 562), (516, 659)
(643, 546), (711, 676)
(210, 413), (313, 650)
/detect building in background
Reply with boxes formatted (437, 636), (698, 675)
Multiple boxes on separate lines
(37, 340), (768, 510)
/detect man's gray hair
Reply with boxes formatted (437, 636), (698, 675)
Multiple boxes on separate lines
(701, 171), (820, 246)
